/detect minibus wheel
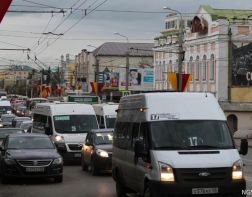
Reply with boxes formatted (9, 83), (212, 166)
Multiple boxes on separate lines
(143, 183), (151, 197)
(116, 181), (127, 197)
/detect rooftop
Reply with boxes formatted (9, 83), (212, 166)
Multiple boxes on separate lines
(202, 5), (252, 21)
(92, 42), (154, 57)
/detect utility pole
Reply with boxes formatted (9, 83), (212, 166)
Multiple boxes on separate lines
(163, 7), (184, 92)
(95, 56), (100, 95)
(228, 27), (232, 102)
(114, 32), (129, 91)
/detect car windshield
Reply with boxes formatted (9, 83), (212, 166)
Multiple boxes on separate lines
(20, 123), (32, 130)
(2, 117), (14, 122)
(150, 120), (234, 150)
(54, 115), (98, 134)
(0, 106), (11, 112)
(0, 130), (24, 138)
(8, 136), (54, 149)
(95, 132), (113, 145)
(105, 117), (116, 129)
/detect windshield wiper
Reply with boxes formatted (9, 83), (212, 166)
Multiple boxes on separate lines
(185, 145), (221, 149)
(154, 146), (185, 150)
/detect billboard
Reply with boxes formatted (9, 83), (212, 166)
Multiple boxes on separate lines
(102, 72), (119, 89)
(232, 43), (252, 86)
(119, 67), (154, 91)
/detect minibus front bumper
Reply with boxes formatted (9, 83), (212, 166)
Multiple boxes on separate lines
(148, 179), (245, 197)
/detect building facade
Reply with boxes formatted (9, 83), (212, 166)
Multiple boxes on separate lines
(154, 5), (252, 132)
(75, 42), (154, 93)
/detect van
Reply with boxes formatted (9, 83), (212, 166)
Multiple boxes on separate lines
(0, 100), (12, 115)
(32, 103), (99, 162)
(112, 92), (248, 197)
(92, 103), (118, 129)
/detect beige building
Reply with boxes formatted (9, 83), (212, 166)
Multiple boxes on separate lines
(0, 67), (30, 89)
(154, 5), (252, 133)
(75, 42), (154, 92)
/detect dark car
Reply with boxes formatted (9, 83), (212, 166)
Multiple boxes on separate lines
(0, 114), (16, 128)
(81, 129), (113, 175)
(0, 128), (25, 146)
(15, 105), (27, 117)
(0, 133), (63, 184)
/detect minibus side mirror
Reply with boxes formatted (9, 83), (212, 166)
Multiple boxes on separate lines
(134, 141), (147, 158)
(44, 125), (52, 136)
(239, 139), (248, 155)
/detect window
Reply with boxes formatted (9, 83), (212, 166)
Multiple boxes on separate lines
(210, 54), (215, 80)
(195, 56), (200, 81)
(202, 55), (207, 81)
(168, 60), (172, 72)
(189, 57), (194, 80)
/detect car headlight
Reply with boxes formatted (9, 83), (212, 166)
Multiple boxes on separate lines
(53, 157), (63, 165)
(55, 135), (65, 143)
(0, 123), (3, 127)
(96, 149), (109, 158)
(4, 158), (16, 165)
(232, 159), (243, 180)
(159, 162), (175, 182)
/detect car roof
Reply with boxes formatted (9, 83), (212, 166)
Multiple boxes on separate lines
(20, 120), (32, 124)
(0, 128), (24, 132)
(13, 117), (31, 120)
(1, 114), (15, 117)
(8, 133), (48, 138)
(91, 129), (114, 133)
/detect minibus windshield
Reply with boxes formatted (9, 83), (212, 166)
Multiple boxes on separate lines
(54, 115), (98, 133)
(105, 117), (116, 129)
(150, 120), (234, 150)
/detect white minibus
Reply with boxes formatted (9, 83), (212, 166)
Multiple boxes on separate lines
(92, 103), (118, 129)
(112, 92), (247, 197)
(32, 103), (99, 162)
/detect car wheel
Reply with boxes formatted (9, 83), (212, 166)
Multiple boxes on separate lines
(90, 160), (98, 176)
(54, 175), (63, 183)
(81, 155), (88, 171)
(144, 184), (152, 197)
(1, 175), (9, 184)
(116, 181), (127, 197)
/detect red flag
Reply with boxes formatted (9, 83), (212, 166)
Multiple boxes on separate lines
(0, 0), (12, 23)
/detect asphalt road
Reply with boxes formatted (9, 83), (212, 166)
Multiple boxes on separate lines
(1, 148), (252, 197)
(0, 165), (116, 197)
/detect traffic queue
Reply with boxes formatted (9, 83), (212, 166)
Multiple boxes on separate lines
(0, 93), (248, 197)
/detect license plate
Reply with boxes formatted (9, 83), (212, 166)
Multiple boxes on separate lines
(74, 153), (81, 157)
(192, 188), (218, 195)
(26, 167), (45, 172)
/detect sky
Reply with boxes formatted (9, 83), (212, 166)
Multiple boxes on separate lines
(0, 0), (252, 70)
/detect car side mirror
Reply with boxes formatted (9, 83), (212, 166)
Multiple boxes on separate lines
(44, 125), (53, 135)
(239, 139), (248, 155)
(0, 145), (4, 151)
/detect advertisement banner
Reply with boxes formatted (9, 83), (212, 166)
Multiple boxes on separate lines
(119, 67), (154, 91)
(103, 72), (119, 88)
(232, 43), (252, 86)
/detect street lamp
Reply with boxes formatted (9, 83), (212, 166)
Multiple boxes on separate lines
(163, 7), (184, 92)
(114, 32), (130, 91)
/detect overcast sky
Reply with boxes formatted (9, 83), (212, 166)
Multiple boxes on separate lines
(0, 0), (252, 69)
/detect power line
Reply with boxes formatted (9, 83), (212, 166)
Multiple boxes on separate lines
(31, 0), (90, 54)
(36, 0), (109, 56)
(21, 0), (62, 10)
